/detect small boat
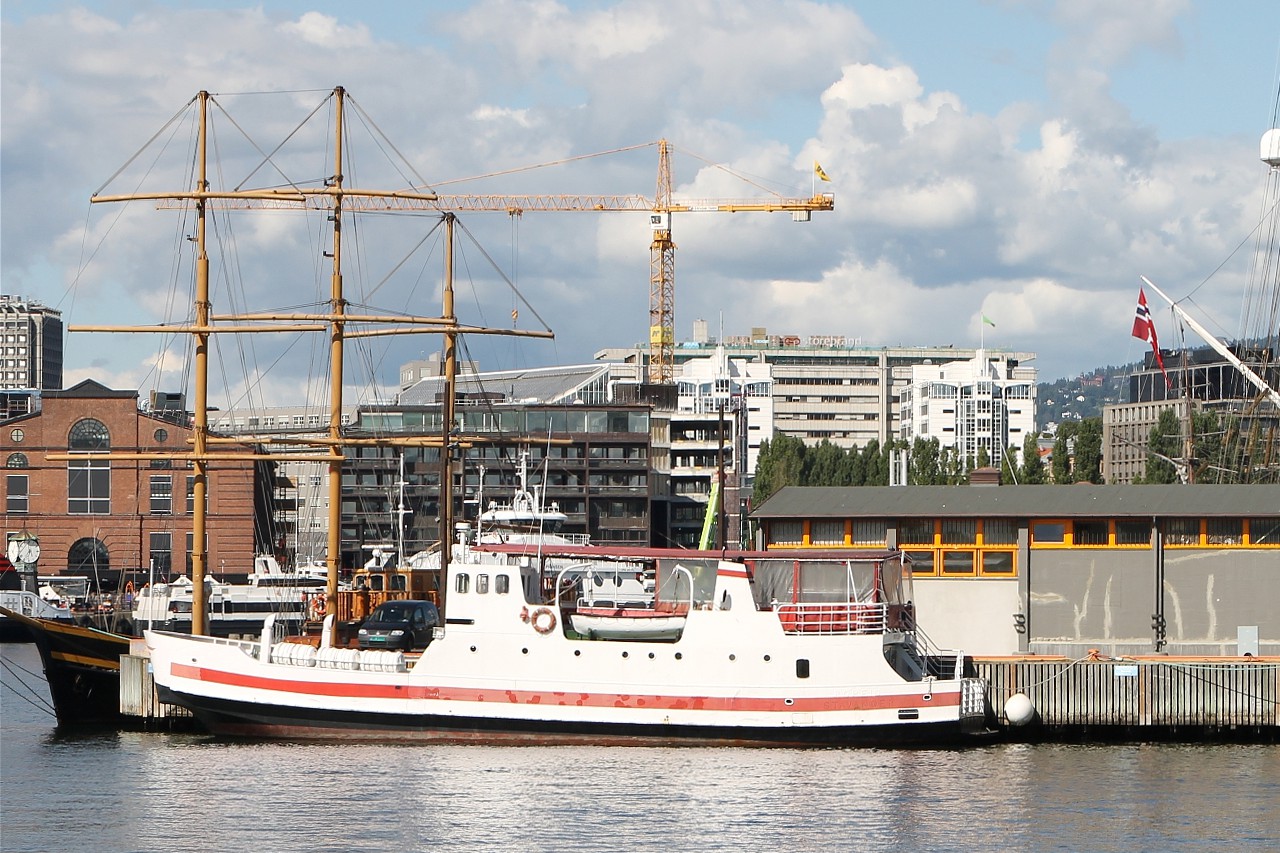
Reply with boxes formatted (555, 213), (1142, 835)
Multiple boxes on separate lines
(565, 562), (690, 640)
(568, 605), (689, 641)
(131, 555), (334, 637)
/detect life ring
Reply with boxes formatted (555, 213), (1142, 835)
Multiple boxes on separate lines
(530, 607), (557, 635)
(309, 595), (327, 622)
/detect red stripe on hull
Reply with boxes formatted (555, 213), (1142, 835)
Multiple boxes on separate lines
(169, 662), (958, 712)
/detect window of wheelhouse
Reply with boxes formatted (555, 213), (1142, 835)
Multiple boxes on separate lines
(495, 574), (510, 594)
(455, 572), (470, 594)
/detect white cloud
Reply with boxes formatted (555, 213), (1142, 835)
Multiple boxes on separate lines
(2, 0), (1273, 402)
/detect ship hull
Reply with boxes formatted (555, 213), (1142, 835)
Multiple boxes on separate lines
(1, 607), (133, 727)
(158, 683), (983, 746)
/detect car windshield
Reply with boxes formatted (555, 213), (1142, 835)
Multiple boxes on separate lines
(373, 603), (416, 621)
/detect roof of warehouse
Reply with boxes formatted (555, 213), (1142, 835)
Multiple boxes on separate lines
(752, 484), (1280, 519)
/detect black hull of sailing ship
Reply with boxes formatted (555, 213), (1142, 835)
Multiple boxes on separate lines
(1, 607), (133, 727)
(156, 687), (989, 747)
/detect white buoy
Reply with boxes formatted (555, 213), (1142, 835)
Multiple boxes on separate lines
(1004, 692), (1036, 726)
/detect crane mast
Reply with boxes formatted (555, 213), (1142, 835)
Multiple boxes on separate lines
(650, 139), (677, 383)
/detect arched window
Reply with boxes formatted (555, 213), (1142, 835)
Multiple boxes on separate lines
(68, 418), (111, 514)
(6, 452), (28, 468)
(68, 537), (110, 573)
(69, 418), (111, 450)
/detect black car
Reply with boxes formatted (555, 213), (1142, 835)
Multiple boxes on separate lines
(357, 600), (439, 651)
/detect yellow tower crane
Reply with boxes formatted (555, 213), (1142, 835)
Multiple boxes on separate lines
(165, 139), (834, 382)
(424, 140), (834, 382)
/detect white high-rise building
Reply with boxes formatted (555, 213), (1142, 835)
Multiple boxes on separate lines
(898, 349), (1037, 469)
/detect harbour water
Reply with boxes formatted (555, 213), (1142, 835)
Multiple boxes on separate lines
(3, 642), (1278, 853)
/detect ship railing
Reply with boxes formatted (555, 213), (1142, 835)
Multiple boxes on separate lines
(910, 622), (968, 680)
(775, 601), (887, 635)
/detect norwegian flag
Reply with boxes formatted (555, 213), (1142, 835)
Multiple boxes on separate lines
(1132, 287), (1171, 387)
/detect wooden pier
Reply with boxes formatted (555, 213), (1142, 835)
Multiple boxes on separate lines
(975, 655), (1280, 740)
(119, 652), (195, 729)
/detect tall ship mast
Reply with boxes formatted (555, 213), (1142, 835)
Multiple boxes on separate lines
(68, 87), (552, 636)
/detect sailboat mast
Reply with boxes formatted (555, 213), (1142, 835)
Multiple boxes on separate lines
(438, 214), (458, 618)
(323, 87), (348, 626)
(191, 91), (212, 636)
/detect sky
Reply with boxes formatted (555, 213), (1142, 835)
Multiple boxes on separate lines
(3, 0), (1279, 413)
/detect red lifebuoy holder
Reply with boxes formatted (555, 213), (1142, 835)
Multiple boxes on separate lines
(530, 607), (557, 635)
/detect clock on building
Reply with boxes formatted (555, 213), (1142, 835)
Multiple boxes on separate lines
(6, 534), (40, 565)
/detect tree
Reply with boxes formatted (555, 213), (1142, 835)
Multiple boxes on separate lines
(942, 445), (966, 484)
(909, 437), (941, 485)
(975, 445), (991, 470)
(1001, 443), (1020, 484)
(861, 438), (889, 486)
(805, 439), (846, 486)
(1073, 417), (1103, 484)
(1051, 433), (1071, 484)
(1020, 432), (1046, 484)
(1139, 407), (1182, 484)
(752, 434), (808, 504)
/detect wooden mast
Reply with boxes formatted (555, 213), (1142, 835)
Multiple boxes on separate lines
(324, 87), (348, 632)
(437, 214), (458, 619)
(191, 90), (211, 635)
(68, 87), (555, 640)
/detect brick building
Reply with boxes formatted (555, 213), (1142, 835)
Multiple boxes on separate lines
(1, 380), (269, 584)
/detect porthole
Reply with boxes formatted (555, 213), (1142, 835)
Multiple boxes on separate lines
(9, 428), (23, 443)
(154, 428), (169, 443)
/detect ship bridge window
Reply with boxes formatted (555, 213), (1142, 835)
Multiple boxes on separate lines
(476, 574), (489, 594)
(495, 574), (510, 594)
(455, 573), (470, 594)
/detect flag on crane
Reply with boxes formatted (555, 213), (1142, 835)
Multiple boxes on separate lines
(814, 161), (830, 182)
(1132, 287), (1170, 387)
